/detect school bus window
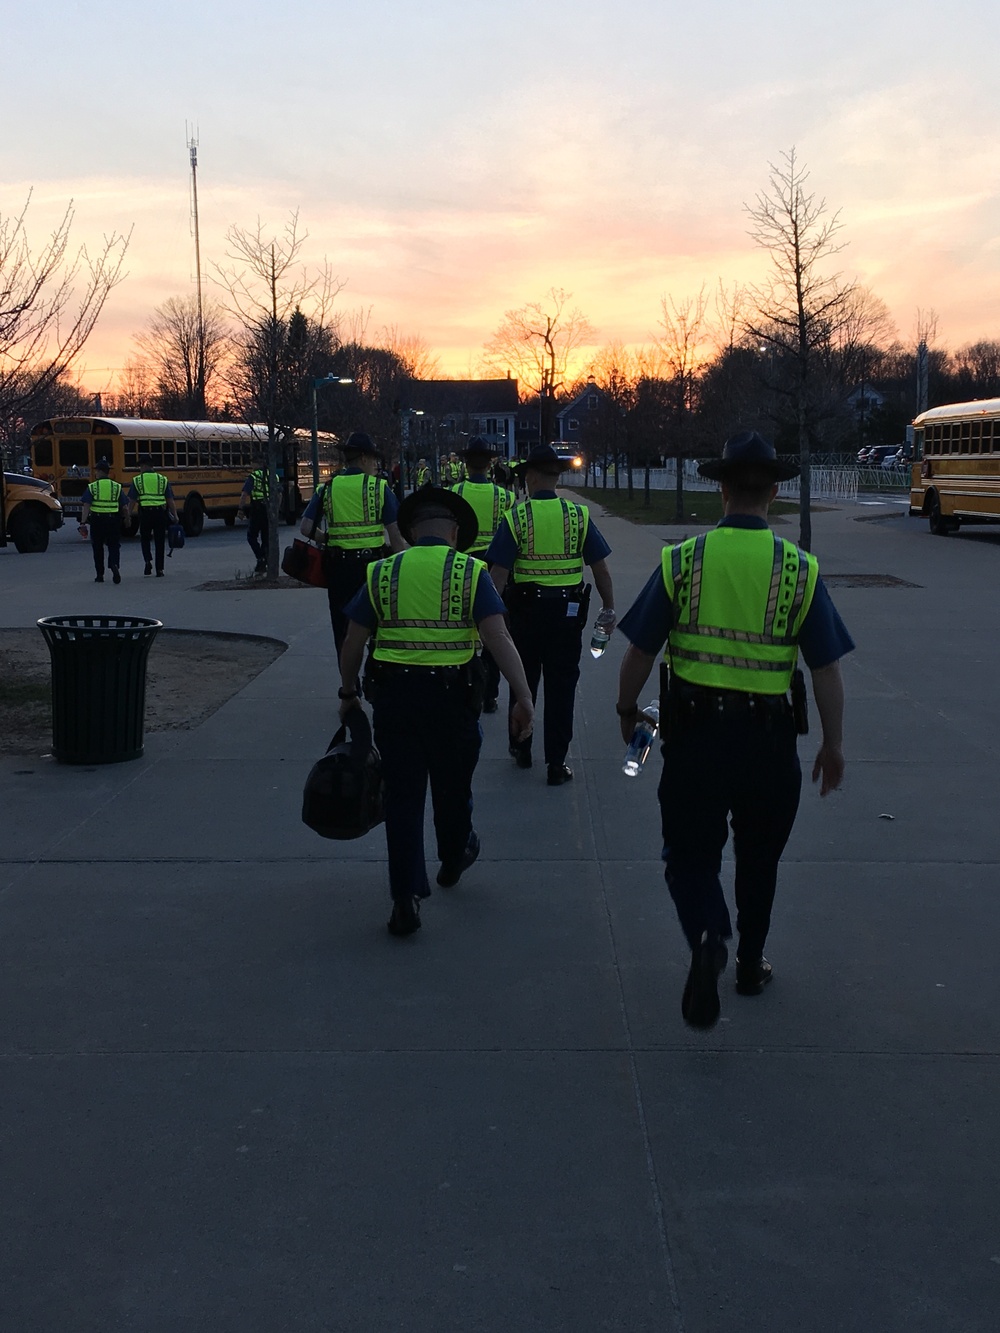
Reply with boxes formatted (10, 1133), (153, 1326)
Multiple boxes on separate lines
(983, 422), (994, 452)
(971, 421), (982, 452)
(33, 439), (53, 466)
(59, 439), (89, 466)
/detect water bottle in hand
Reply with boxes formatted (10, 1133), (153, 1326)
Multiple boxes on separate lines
(590, 608), (616, 659)
(622, 699), (660, 777)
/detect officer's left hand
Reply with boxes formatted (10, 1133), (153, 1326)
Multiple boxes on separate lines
(338, 696), (364, 724)
(510, 697), (533, 741)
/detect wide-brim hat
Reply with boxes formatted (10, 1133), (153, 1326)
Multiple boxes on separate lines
(396, 485), (479, 552)
(515, 443), (563, 477)
(461, 436), (498, 461)
(697, 431), (800, 483)
(338, 431), (378, 457)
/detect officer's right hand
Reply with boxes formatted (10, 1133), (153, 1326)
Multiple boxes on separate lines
(510, 697), (533, 741)
(338, 696), (364, 724)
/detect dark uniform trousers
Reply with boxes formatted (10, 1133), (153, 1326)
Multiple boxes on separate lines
(506, 588), (585, 767)
(372, 668), (482, 903)
(139, 509), (168, 572)
(470, 550), (500, 704)
(90, 515), (121, 577)
(324, 547), (386, 660)
(247, 501), (268, 562)
(658, 688), (801, 961)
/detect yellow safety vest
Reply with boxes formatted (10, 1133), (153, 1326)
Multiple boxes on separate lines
(455, 481), (512, 555)
(250, 469), (268, 501)
(505, 497), (589, 586)
(133, 471), (169, 507)
(323, 473), (387, 550)
(367, 545), (484, 665)
(416, 466), (430, 488)
(89, 478), (122, 514)
(662, 527), (818, 694)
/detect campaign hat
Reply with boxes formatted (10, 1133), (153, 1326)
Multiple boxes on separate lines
(396, 484), (479, 552)
(515, 443), (563, 477)
(697, 431), (800, 482)
(339, 431), (378, 457)
(461, 436), (497, 461)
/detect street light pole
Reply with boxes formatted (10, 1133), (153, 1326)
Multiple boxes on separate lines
(398, 408), (423, 497)
(310, 375), (354, 489)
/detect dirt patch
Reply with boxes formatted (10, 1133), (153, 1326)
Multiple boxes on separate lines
(0, 628), (286, 756)
(195, 576), (319, 591)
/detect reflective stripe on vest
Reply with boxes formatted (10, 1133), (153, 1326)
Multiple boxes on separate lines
(250, 469), (268, 501)
(455, 481), (512, 554)
(661, 527), (819, 694)
(323, 473), (386, 549)
(506, 497), (589, 585)
(134, 472), (168, 507)
(367, 545), (483, 664)
(89, 478), (122, 514)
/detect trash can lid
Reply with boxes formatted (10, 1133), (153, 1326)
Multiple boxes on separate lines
(37, 615), (163, 640)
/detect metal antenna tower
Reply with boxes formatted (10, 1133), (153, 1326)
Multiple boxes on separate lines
(187, 124), (206, 414)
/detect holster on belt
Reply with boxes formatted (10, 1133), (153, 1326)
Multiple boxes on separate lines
(791, 667), (809, 735)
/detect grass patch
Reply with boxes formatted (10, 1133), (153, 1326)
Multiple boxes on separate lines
(0, 679), (50, 707)
(564, 485), (802, 526)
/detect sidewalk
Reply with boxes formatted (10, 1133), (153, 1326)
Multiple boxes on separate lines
(2, 507), (998, 1331)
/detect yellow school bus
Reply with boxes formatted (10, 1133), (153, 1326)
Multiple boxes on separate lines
(910, 398), (1000, 535)
(28, 417), (339, 534)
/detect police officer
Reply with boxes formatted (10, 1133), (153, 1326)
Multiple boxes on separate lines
(615, 431), (853, 1030)
(128, 454), (178, 577)
(487, 442), (615, 785)
(238, 464), (269, 574)
(299, 432), (407, 661)
(455, 437), (514, 713)
(337, 487), (534, 937)
(415, 458), (431, 489)
(79, 458), (126, 583)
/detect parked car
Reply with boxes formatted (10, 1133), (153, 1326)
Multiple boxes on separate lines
(864, 445), (900, 467)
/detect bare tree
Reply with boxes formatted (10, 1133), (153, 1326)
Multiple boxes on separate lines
(377, 325), (441, 380)
(0, 192), (130, 463)
(482, 288), (595, 443)
(109, 356), (155, 418)
(213, 212), (344, 577)
(656, 287), (710, 520)
(134, 294), (230, 418)
(744, 149), (853, 549)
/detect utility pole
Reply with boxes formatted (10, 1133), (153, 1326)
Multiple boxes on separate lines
(187, 126), (206, 416)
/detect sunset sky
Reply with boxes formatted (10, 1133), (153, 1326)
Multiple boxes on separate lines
(5, 0), (999, 394)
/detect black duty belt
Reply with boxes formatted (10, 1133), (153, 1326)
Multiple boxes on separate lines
(326, 546), (382, 559)
(371, 663), (468, 679)
(672, 681), (791, 717)
(509, 582), (585, 601)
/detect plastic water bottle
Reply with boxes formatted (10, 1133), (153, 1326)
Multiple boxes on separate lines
(590, 625), (611, 658)
(622, 700), (660, 777)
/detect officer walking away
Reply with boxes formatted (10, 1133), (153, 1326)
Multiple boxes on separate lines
(238, 463), (270, 574)
(615, 431), (853, 1031)
(128, 454), (178, 577)
(338, 486), (533, 937)
(299, 432), (407, 661)
(455, 437), (514, 712)
(79, 458), (127, 583)
(487, 443), (615, 785)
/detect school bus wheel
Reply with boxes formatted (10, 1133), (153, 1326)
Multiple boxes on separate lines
(927, 491), (953, 536)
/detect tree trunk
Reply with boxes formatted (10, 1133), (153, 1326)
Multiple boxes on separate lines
(674, 453), (684, 522)
(643, 463), (651, 507)
(267, 428), (281, 578)
(627, 454), (633, 500)
(798, 402), (811, 551)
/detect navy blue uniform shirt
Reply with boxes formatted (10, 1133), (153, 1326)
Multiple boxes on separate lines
(302, 467), (400, 525)
(618, 515), (854, 670)
(344, 537), (507, 629)
(484, 490), (611, 570)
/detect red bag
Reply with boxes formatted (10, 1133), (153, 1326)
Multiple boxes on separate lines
(281, 539), (328, 588)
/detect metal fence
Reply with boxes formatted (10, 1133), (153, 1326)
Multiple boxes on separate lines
(577, 459), (909, 503)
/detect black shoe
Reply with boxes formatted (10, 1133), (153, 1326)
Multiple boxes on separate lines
(482, 698), (498, 714)
(254, 559), (267, 574)
(156, 569), (165, 577)
(111, 567), (121, 584)
(735, 956), (773, 996)
(387, 897), (422, 937)
(144, 562), (152, 576)
(546, 763), (573, 786)
(437, 832), (480, 888)
(94, 575), (104, 583)
(509, 741), (532, 770)
(681, 933), (729, 1030)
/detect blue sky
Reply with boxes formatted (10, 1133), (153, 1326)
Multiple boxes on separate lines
(5, 0), (999, 387)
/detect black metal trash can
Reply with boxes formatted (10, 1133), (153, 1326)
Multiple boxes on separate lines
(37, 615), (162, 764)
